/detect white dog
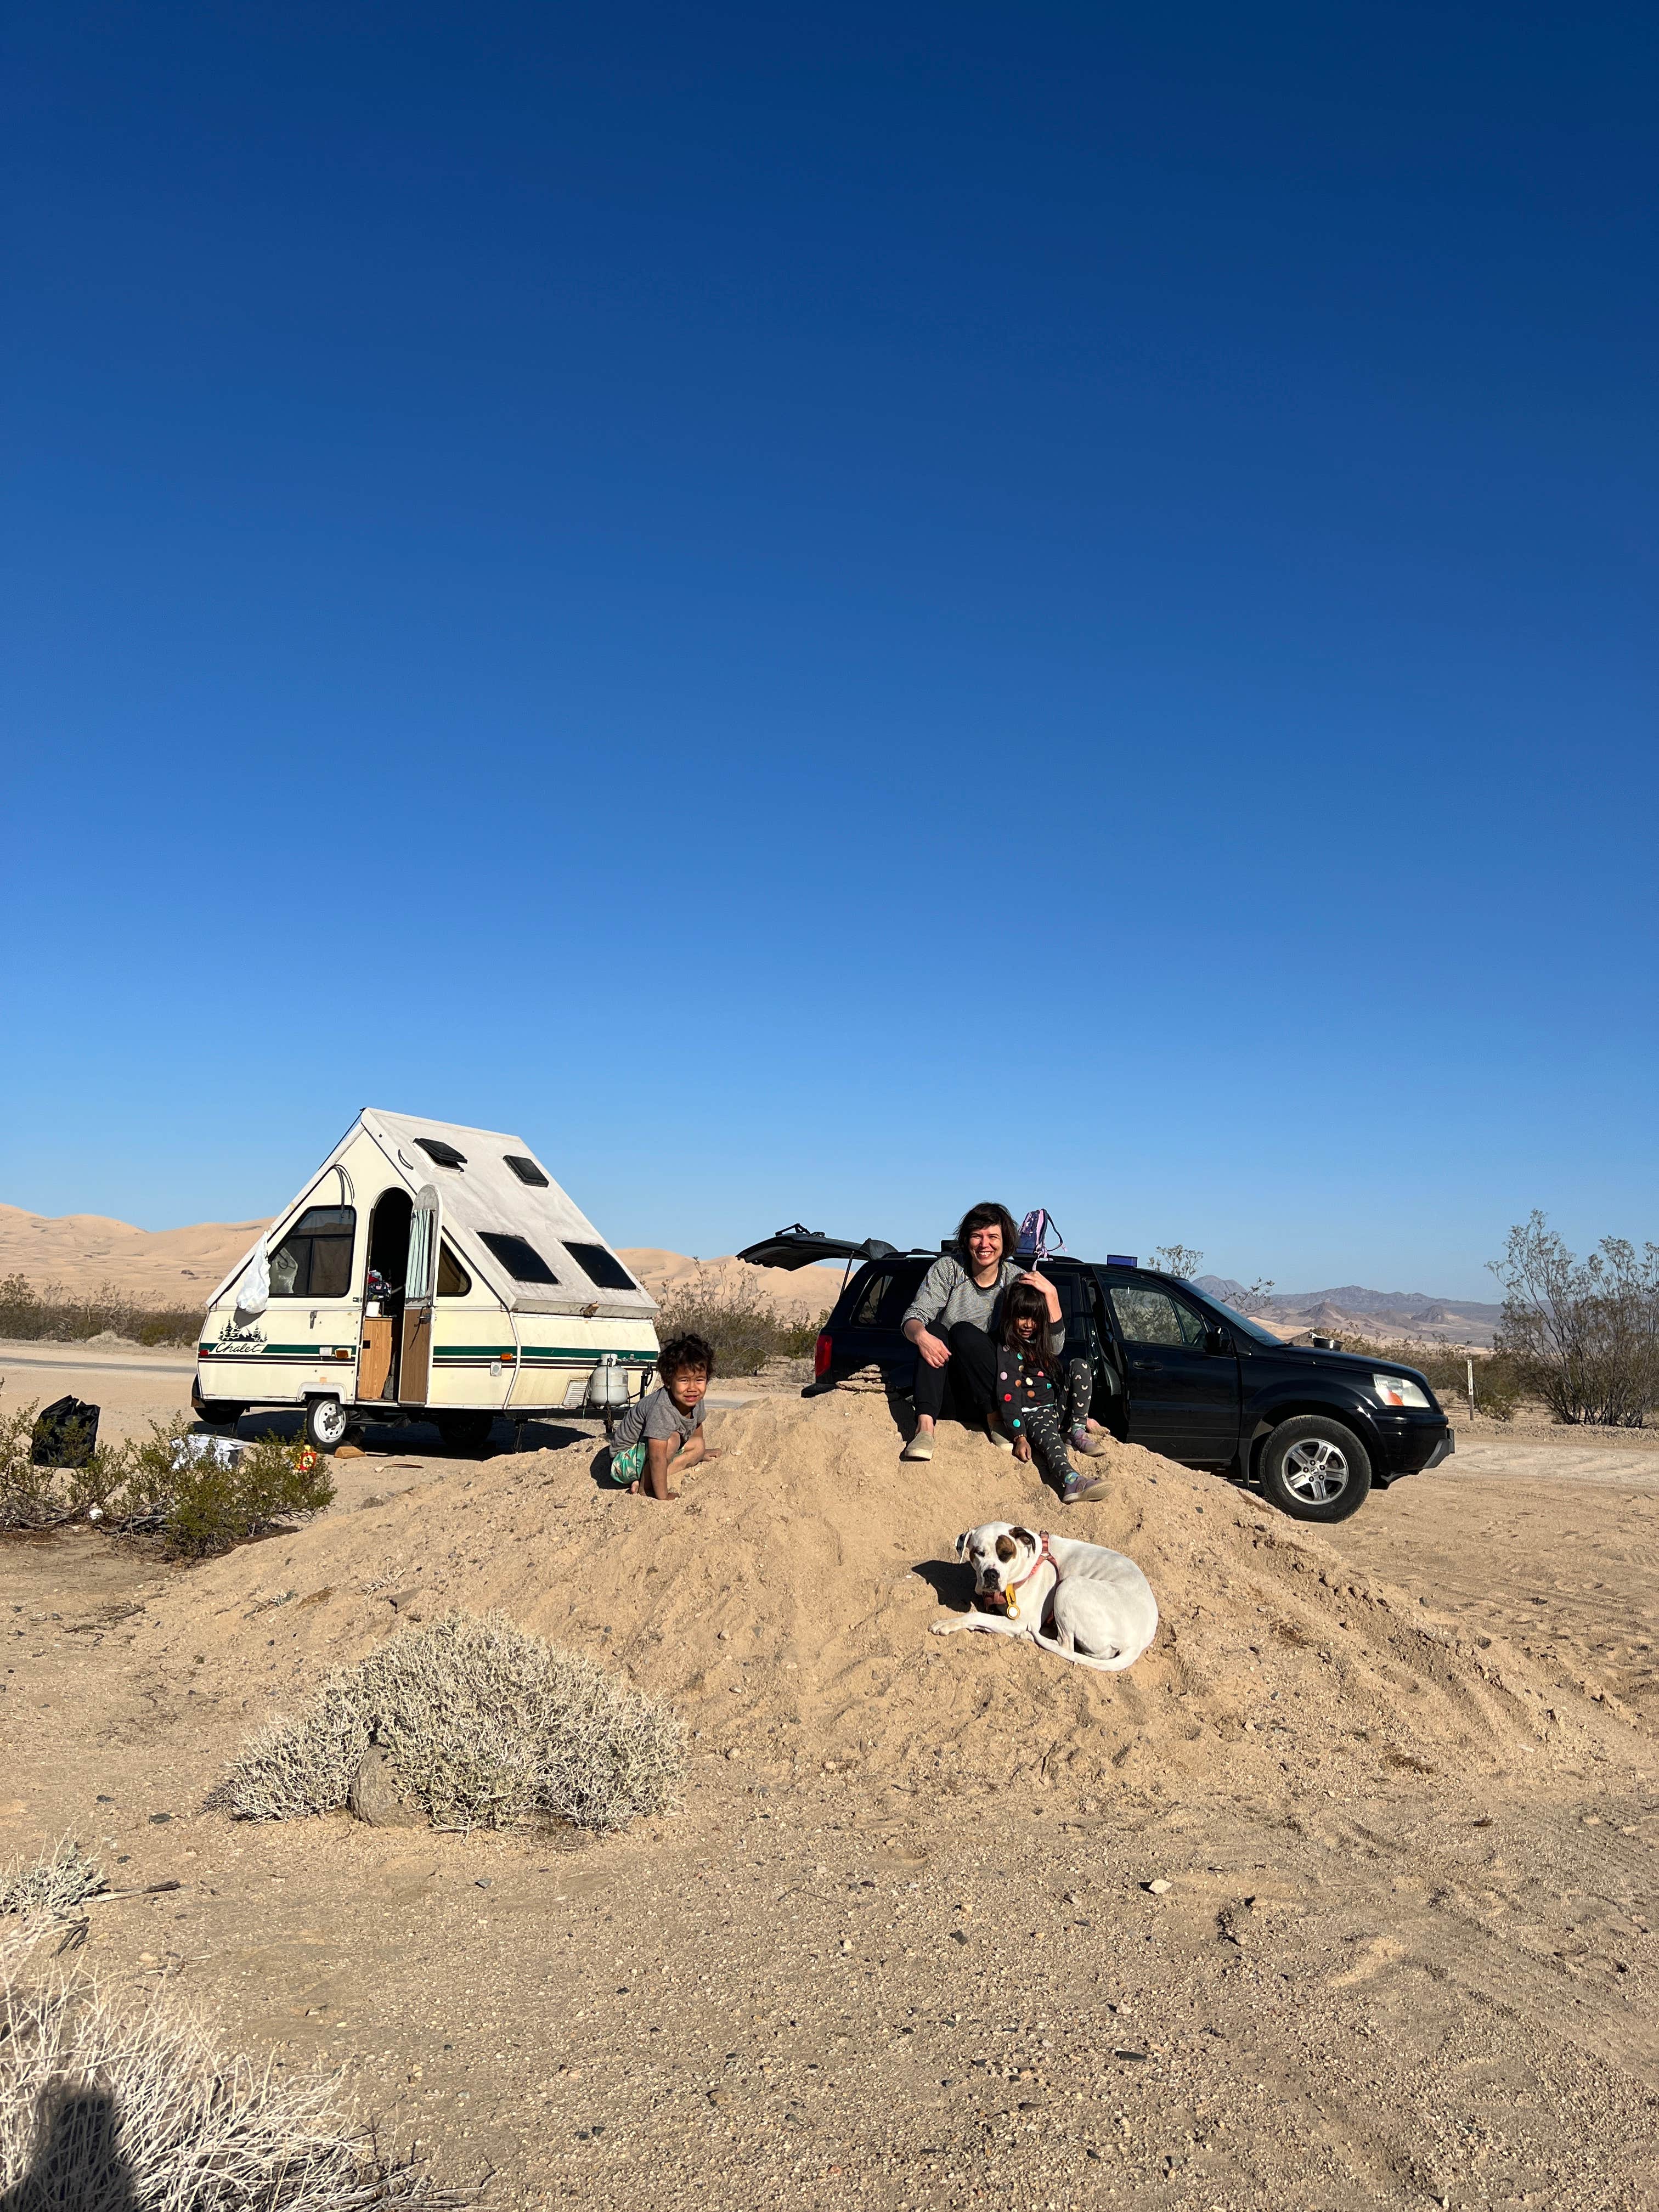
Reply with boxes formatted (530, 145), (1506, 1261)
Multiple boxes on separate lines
(932, 1522), (1159, 1673)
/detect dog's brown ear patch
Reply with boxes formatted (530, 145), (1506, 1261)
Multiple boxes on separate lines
(1009, 1525), (1037, 1550)
(995, 1534), (1016, 1562)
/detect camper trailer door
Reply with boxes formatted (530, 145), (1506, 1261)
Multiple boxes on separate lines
(401, 1184), (440, 1403)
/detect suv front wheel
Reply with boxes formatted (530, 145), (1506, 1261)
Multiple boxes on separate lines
(1259, 1415), (1372, 1522)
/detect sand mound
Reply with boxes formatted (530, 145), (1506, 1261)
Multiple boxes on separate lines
(140, 1389), (1623, 1810)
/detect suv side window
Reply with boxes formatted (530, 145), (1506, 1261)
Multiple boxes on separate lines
(850, 1272), (893, 1328)
(1109, 1283), (1209, 1348)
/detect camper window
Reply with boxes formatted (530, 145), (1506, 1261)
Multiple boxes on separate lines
(564, 1241), (636, 1291)
(478, 1231), (560, 1285)
(438, 1240), (472, 1296)
(415, 1137), (467, 1170)
(504, 1155), (550, 1187)
(269, 1206), (357, 1299)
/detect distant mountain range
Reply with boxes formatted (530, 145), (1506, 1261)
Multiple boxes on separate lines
(1194, 1276), (1502, 1346)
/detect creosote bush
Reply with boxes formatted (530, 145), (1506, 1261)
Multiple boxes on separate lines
(1491, 1214), (1659, 1427)
(2, 1916), (471, 2210)
(651, 1268), (827, 1375)
(0, 1272), (202, 1349)
(0, 1406), (334, 1556)
(216, 1611), (683, 1834)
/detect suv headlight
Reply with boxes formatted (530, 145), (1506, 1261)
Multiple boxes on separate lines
(1372, 1373), (1430, 1409)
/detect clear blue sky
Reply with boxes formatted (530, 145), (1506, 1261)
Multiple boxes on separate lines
(3, 2), (1654, 1297)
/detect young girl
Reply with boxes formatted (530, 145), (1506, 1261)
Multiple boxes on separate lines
(995, 1282), (1109, 1505)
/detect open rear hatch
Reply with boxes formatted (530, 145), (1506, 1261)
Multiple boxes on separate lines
(737, 1224), (904, 1271)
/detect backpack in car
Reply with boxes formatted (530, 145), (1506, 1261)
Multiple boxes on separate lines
(1015, 1209), (1066, 1260)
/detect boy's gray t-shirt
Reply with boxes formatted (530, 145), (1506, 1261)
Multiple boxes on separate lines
(610, 1384), (706, 1457)
(902, 1256), (1065, 1357)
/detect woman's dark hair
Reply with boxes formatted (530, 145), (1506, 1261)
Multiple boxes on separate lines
(657, 1332), (715, 1381)
(954, 1200), (1019, 1268)
(1000, 1279), (1056, 1376)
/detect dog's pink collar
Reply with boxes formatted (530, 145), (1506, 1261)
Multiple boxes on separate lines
(1003, 1531), (1057, 1623)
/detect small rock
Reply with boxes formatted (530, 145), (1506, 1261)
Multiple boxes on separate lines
(346, 1743), (422, 1828)
(476, 1877), (492, 1889)
(1145, 1879), (1171, 1895)
(148, 1813), (172, 1825)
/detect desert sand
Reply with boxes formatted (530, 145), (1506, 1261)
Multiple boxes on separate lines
(3, 1350), (1657, 2211)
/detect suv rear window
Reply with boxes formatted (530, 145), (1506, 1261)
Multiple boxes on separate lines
(849, 1271), (894, 1327)
(478, 1232), (560, 1285)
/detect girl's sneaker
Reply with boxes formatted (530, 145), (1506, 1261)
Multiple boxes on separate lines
(1070, 1424), (1111, 1457)
(1060, 1468), (1109, 1505)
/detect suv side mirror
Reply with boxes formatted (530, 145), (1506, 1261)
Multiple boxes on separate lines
(1206, 1325), (1233, 1356)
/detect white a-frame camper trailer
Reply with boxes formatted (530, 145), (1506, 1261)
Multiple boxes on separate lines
(194, 1110), (659, 1451)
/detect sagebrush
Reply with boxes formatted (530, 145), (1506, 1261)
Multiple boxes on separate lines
(0, 1406), (333, 1556)
(1, 1920), (471, 2210)
(651, 1268), (826, 1375)
(215, 1611), (683, 1834)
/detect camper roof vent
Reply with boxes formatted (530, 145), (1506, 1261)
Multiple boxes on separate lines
(565, 1241), (636, 1291)
(415, 1137), (467, 1170)
(478, 1231), (560, 1285)
(504, 1154), (549, 1187)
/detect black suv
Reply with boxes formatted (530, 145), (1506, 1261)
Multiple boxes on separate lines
(738, 1227), (1453, 1523)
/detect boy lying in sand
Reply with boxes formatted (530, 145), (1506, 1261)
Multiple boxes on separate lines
(606, 1332), (723, 1502)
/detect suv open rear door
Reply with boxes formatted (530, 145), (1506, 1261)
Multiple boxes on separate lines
(737, 1226), (901, 1271)
(738, 1225), (905, 1302)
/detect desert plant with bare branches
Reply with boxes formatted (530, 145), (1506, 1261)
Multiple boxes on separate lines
(1491, 1214), (1659, 1426)
(1, 1909), (473, 2209)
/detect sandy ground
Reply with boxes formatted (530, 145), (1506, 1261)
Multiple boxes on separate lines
(3, 1364), (1657, 2212)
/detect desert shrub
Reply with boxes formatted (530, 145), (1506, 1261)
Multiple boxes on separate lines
(0, 1838), (107, 1922)
(115, 1427), (335, 1559)
(215, 1611), (683, 1834)
(777, 1309), (831, 1358)
(650, 1269), (795, 1375)
(1321, 1337), (1521, 1422)
(0, 1273), (203, 1350)
(1148, 1244), (1204, 1280)
(0, 1409), (332, 1555)
(1490, 1214), (1659, 1427)
(1, 1939), (470, 2210)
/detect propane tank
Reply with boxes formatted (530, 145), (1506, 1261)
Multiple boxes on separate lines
(585, 1356), (630, 1408)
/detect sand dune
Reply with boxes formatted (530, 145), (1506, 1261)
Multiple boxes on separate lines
(0, 1202), (837, 1318)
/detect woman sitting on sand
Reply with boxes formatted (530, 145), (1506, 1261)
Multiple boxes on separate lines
(899, 1200), (1064, 1464)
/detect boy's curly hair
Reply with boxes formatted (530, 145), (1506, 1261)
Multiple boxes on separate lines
(657, 1332), (715, 1383)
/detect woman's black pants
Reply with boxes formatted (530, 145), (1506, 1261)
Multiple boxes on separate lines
(912, 1321), (1000, 1424)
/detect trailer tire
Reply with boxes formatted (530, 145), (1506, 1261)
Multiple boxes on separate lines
(435, 1411), (494, 1453)
(304, 1396), (351, 1452)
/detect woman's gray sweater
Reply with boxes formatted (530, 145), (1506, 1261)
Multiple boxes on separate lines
(901, 1256), (1066, 1357)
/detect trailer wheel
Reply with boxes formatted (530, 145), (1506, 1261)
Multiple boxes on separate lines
(304, 1396), (350, 1452)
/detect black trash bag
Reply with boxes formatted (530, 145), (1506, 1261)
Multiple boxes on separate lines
(30, 1396), (101, 1469)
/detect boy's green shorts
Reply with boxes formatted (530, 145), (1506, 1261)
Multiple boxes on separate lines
(607, 1440), (647, 1487)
